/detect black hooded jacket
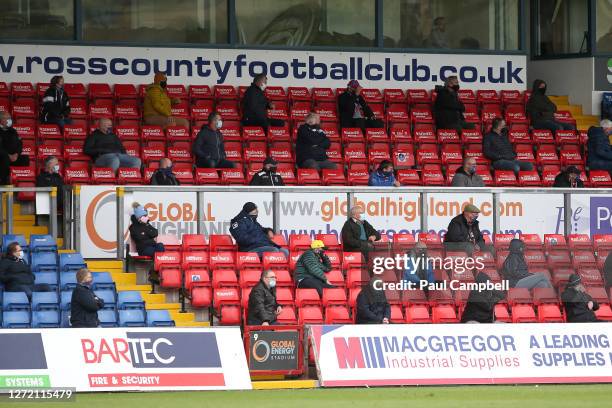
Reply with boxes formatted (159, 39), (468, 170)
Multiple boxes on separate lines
(443, 214), (485, 249)
(338, 91), (374, 128)
(70, 283), (104, 328)
(356, 283), (391, 324)
(561, 286), (599, 323)
(229, 210), (277, 251)
(0, 126), (23, 155)
(41, 85), (70, 123)
(502, 239), (531, 287)
(242, 83), (271, 124)
(129, 215), (159, 255)
(553, 171), (584, 188)
(296, 123), (331, 165)
(460, 272), (506, 323)
(526, 79), (557, 123)
(433, 85), (465, 129)
(247, 280), (278, 325)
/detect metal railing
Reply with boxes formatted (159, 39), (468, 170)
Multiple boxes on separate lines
(0, 187), (59, 240)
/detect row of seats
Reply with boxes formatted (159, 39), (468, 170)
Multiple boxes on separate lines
(0, 309), (174, 328)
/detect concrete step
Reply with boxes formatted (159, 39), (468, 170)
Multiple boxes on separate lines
(87, 260), (124, 270)
(142, 293), (167, 304)
(550, 95), (569, 105)
(557, 104), (582, 116)
(169, 310), (197, 322)
(110, 272), (137, 285)
(116, 284), (151, 292)
(175, 321), (211, 327)
(147, 303), (181, 311)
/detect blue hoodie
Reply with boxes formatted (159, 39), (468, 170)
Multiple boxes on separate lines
(368, 170), (396, 187)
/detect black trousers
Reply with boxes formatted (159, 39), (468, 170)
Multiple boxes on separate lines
(242, 117), (285, 131)
(297, 277), (335, 297)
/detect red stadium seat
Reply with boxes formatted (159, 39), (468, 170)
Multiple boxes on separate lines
(189, 85), (213, 101)
(296, 288), (321, 307)
(322, 288), (348, 307)
(11, 82), (36, 99)
(325, 306), (352, 324)
(297, 169), (321, 185)
(212, 269), (238, 288)
(64, 166), (91, 184)
(91, 167), (116, 184)
(88, 83), (112, 100)
(220, 169), (246, 185)
(494, 170), (517, 186)
(299, 306), (324, 324)
(209, 235), (236, 252)
(12, 99), (36, 119)
(431, 305), (458, 323)
(195, 168), (220, 185)
(262, 252), (288, 270)
(511, 305), (537, 323)
(405, 305), (432, 323)
(518, 170), (541, 186)
(288, 87), (311, 102)
(154, 251), (182, 288)
(214, 85), (237, 100)
(117, 168), (143, 185)
(568, 234), (592, 251)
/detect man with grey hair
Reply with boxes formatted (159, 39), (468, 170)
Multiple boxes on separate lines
(451, 156), (485, 187)
(341, 206), (381, 254)
(36, 155), (64, 209)
(0, 110), (29, 184)
(247, 269), (281, 326)
(84, 118), (141, 172)
(587, 119), (612, 175)
(296, 112), (337, 170)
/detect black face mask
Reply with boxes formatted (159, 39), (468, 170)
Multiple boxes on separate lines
(452, 84), (460, 91)
(160, 81), (167, 88)
(538, 87), (546, 94)
(269, 166), (277, 173)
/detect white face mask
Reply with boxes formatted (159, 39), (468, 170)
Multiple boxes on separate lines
(260, 83), (267, 91)
(5, 118), (13, 128)
(16, 250), (24, 259)
(216, 119), (223, 129)
(53, 164), (60, 173)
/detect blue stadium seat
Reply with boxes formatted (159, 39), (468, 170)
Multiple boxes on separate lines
(92, 272), (116, 291)
(29, 234), (57, 253)
(94, 290), (117, 310)
(146, 310), (175, 327)
(31, 252), (58, 273)
(2, 292), (30, 311)
(60, 310), (71, 327)
(98, 310), (118, 327)
(31, 292), (59, 311)
(59, 253), (87, 272)
(117, 291), (145, 310)
(119, 309), (146, 327)
(2, 234), (28, 253)
(60, 291), (73, 311)
(32, 310), (60, 328)
(34, 272), (59, 291)
(2, 311), (31, 328)
(59, 272), (78, 291)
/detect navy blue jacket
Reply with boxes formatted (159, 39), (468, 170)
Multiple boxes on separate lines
(368, 170), (396, 186)
(230, 210), (277, 251)
(587, 126), (612, 168)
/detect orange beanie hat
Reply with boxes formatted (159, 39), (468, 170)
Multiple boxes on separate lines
(154, 72), (167, 84)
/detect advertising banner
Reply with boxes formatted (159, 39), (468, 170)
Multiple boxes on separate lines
(247, 330), (300, 372)
(0, 328), (251, 392)
(310, 323), (612, 387)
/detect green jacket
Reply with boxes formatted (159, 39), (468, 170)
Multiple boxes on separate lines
(294, 249), (332, 282)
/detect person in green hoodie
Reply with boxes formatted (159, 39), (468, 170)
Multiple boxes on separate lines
(294, 240), (335, 296)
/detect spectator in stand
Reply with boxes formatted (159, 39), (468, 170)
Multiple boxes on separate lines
(526, 79), (576, 132)
(356, 277), (391, 324)
(484, 117), (534, 175)
(341, 206), (381, 255)
(250, 157), (284, 186)
(0, 242), (52, 299)
(460, 272), (506, 323)
(247, 270), (281, 326)
(294, 240), (335, 297)
(143, 72), (189, 128)
(84, 118), (141, 173)
(0, 111), (30, 185)
(36, 156), (64, 209)
(193, 112), (236, 169)
(402, 242), (435, 286)
(502, 239), (552, 289)
(229, 202), (289, 258)
(296, 112), (337, 170)
(586, 119), (612, 175)
(40, 75), (71, 128)
(451, 156), (485, 187)
(241, 74), (284, 130)
(151, 158), (179, 185)
(443, 204), (488, 255)
(128, 203), (164, 257)
(338, 80), (384, 131)
(368, 160), (400, 187)
(553, 166), (584, 188)
(426, 17), (450, 48)
(561, 274), (600, 323)
(433, 76), (474, 133)
(70, 268), (104, 328)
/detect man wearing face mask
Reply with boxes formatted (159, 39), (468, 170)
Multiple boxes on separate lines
(70, 268), (105, 328)
(36, 156), (64, 209)
(151, 158), (180, 185)
(433, 76), (475, 133)
(341, 206), (381, 255)
(0, 242), (52, 299)
(128, 203), (165, 257)
(249, 157), (284, 186)
(143, 72), (189, 128)
(561, 274), (600, 323)
(553, 165), (584, 188)
(193, 112), (236, 169)
(241, 74), (285, 131)
(338, 80), (384, 131)
(368, 160), (401, 187)
(586, 119), (612, 176)
(294, 240), (335, 297)
(443, 204), (488, 256)
(502, 239), (552, 289)
(451, 157), (485, 187)
(484, 117), (534, 176)
(296, 112), (337, 170)
(84, 118), (141, 173)
(247, 270), (281, 326)
(526, 79), (575, 132)
(40, 75), (72, 128)
(230, 202), (289, 259)
(0, 111), (30, 185)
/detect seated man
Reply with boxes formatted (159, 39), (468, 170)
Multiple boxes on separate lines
(368, 160), (400, 187)
(143, 72), (189, 128)
(460, 272), (506, 323)
(70, 268), (105, 328)
(193, 112), (236, 169)
(338, 80), (384, 131)
(294, 240), (334, 297)
(84, 118), (141, 172)
(561, 274), (600, 323)
(402, 242), (435, 286)
(40, 75), (72, 128)
(553, 165), (584, 188)
(586, 119), (612, 174)
(451, 156), (485, 187)
(151, 158), (180, 185)
(356, 278), (390, 324)
(0, 242), (52, 299)
(296, 112), (337, 170)
(249, 157), (284, 186)
(230, 202), (289, 258)
(241, 74), (284, 130)
(0, 111), (30, 184)
(443, 204), (488, 255)
(526, 79), (575, 132)
(433, 76), (475, 133)
(502, 239), (552, 289)
(341, 206), (381, 255)
(36, 155), (64, 209)
(128, 203), (165, 257)
(247, 270), (281, 326)
(483, 117), (533, 175)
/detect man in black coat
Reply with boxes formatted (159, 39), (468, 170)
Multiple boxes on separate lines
(356, 278), (390, 324)
(341, 206), (381, 255)
(0, 111), (30, 185)
(553, 166), (584, 188)
(483, 117), (533, 176)
(151, 158), (180, 185)
(561, 274), (600, 323)
(247, 270), (281, 325)
(241, 74), (284, 130)
(36, 155), (64, 209)
(193, 112), (235, 168)
(443, 204), (488, 255)
(460, 272), (506, 323)
(0, 242), (52, 299)
(84, 118), (141, 172)
(338, 80), (383, 131)
(40, 75), (72, 128)
(129, 203), (164, 257)
(70, 268), (105, 328)
(526, 79), (575, 132)
(433, 76), (475, 132)
(249, 157), (284, 186)
(296, 113), (337, 170)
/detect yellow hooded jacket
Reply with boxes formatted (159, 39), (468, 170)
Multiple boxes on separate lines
(143, 83), (172, 117)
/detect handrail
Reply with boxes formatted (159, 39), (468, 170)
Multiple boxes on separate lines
(0, 187), (59, 241)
